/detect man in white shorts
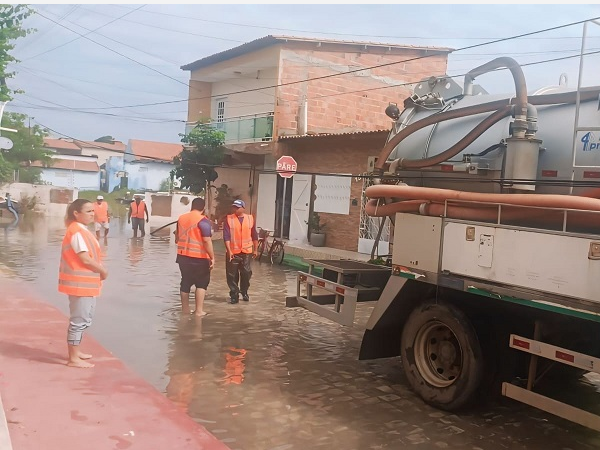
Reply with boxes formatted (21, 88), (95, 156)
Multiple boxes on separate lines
(93, 195), (110, 239)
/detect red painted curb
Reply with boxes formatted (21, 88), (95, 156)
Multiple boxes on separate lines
(0, 280), (231, 450)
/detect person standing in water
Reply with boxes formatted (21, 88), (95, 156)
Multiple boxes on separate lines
(128, 194), (149, 237)
(58, 199), (108, 368)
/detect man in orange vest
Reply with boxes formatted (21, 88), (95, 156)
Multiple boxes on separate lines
(127, 193), (149, 238)
(224, 199), (258, 304)
(93, 195), (110, 239)
(175, 197), (215, 316)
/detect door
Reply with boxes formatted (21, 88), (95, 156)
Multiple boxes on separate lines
(288, 174), (311, 243)
(256, 173), (277, 231)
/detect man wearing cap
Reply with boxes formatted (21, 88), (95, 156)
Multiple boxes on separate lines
(128, 194), (149, 238)
(224, 199), (258, 304)
(93, 195), (110, 239)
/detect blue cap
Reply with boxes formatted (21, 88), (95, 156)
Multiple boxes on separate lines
(232, 199), (245, 208)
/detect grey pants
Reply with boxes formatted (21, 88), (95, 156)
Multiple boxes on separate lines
(67, 296), (96, 345)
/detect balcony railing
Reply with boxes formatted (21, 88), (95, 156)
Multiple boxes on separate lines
(185, 112), (274, 144)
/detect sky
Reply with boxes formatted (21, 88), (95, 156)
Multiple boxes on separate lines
(5, 3), (600, 145)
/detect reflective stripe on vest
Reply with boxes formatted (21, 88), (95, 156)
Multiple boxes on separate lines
(130, 201), (146, 219)
(177, 210), (210, 259)
(93, 201), (108, 222)
(58, 222), (102, 297)
(227, 214), (254, 254)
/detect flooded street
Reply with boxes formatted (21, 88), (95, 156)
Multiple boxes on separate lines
(1, 215), (599, 450)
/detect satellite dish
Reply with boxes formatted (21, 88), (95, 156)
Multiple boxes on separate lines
(173, 179), (181, 188)
(0, 137), (13, 150)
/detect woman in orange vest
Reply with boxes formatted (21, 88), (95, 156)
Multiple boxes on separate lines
(59, 199), (108, 368)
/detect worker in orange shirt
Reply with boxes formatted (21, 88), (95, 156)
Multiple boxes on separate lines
(93, 195), (110, 239)
(127, 193), (149, 238)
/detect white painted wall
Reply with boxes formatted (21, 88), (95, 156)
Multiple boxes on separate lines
(210, 67), (277, 119)
(40, 169), (100, 191)
(80, 147), (123, 167)
(125, 162), (174, 192)
(1, 182), (79, 217)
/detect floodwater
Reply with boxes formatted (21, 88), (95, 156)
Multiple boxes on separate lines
(1, 214), (599, 450)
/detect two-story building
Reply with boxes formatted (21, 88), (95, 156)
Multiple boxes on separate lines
(182, 35), (452, 250)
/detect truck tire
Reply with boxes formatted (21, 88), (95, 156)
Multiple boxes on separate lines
(401, 300), (484, 411)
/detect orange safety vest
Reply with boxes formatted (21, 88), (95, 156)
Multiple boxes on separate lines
(226, 214), (254, 254)
(130, 200), (146, 219)
(177, 210), (210, 259)
(58, 222), (102, 297)
(93, 201), (108, 222)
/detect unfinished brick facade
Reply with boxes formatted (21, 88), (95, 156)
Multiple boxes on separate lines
(280, 132), (389, 252)
(274, 41), (449, 143)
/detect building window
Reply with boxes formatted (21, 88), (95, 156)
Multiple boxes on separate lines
(215, 98), (226, 130)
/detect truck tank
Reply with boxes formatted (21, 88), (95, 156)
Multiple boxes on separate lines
(381, 58), (600, 197)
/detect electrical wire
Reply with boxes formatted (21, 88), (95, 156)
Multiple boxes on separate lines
(32, 9), (191, 89)
(22, 5), (146, 61)
(111, 4), (600, 41)
(56, 15), (600, 111)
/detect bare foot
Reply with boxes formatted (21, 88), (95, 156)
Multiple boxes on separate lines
(193, 311), (208, 317)
(67, 359), (95, 368)
(78, 353), (93, 360)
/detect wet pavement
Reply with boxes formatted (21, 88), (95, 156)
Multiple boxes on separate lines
(1, 215), (600, 449)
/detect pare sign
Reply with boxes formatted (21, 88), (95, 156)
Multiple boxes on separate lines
(276, 155), (297, 178)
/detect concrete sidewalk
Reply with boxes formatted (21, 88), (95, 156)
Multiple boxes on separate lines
(0, 280), (230, 450)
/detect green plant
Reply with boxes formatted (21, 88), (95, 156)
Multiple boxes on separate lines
(173, 119), (226, 194)
(305, 211), (326, 234)
(159, 177), (171, 192)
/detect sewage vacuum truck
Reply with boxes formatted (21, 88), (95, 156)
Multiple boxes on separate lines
(291, 50), (600, 432)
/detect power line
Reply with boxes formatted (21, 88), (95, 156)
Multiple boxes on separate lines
(67, 15), (600, 111)
(113, 4), (600, 41)
(12, 98), (185, 124)
(312, 48), (600, 101)
(23, 5), (146, 61)
(77, 5), (244, 44)
(33, 9), (191, 89)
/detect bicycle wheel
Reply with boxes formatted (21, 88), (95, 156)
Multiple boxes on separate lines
(270, 242), (285, 265)
(256, 239), (265, 263)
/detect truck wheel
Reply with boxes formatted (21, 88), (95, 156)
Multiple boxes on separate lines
(401, 300), (484, 411)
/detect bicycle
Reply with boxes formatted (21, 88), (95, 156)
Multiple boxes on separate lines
(256, 228), (285, 265)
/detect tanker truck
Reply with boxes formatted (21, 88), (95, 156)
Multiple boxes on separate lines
(290, 53), (600, 431)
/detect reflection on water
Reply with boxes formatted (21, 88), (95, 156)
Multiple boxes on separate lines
(2, 215), (599, 450)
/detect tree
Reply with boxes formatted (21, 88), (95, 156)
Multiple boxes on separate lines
(0, 112), (50, 183)
(173, 121), (226, 195)
(95, 135), (116, 143)
(0, 5), (34, 102)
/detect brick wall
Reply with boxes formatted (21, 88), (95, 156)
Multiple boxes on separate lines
(275, 43), (449, 138)
(280, 132), (388, 252)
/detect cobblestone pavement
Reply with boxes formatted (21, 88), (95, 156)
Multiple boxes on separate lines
(1, 216), (599, 450)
